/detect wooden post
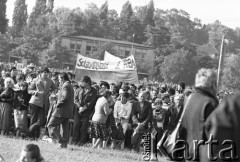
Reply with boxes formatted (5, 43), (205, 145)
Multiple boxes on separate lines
(217, 35), (225, 92)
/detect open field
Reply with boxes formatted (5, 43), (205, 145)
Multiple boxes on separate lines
(0, 136), (169, 162)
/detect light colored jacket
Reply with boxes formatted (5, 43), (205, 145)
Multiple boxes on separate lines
(28, 77), (57, 108)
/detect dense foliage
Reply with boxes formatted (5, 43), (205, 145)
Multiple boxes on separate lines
(1, 0), (240, 88)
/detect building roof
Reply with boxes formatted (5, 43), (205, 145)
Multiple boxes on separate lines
(62, 35), (153, 49)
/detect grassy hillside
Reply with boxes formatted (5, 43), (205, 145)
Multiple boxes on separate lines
(0, 136), (169, 162)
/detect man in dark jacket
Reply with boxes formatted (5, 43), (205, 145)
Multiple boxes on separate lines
(201, 94), (240, 162)
(72, 76), (97, 145)
(179, 68), (219, 161)
(131, 91), (153, 152)
(47, 73), (74, 148)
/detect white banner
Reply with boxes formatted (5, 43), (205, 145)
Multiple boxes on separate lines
(76, 54), (137, 71)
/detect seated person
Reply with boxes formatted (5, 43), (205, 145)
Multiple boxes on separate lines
(131, 91), (153, 152)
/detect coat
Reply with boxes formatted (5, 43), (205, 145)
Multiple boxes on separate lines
(51, 81), (74, 119)
(13, 89), (31, 111)
(131, 101), (152, 127)
(180, 87), (218, 161)
(0, 87), (14, 105)
(201, 94), (240, 162)
(28, 77), (57, 108)
(74, 87), (98, 117)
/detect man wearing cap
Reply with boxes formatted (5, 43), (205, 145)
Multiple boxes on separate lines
(28, 67), (57, 138)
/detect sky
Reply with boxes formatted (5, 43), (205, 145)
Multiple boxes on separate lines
(6, 0), (240, 29)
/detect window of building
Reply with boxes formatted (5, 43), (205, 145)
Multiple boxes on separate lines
(86, 46), (92, 55)
(125, 51), (130, 57)
(141, 53), (146, 62)
(76, 44), (81, 53)
(135, 51), (141, 61)
(86, 46), (91, 51)
(92, 46), (97, 52)
(70, 43), (75, 50)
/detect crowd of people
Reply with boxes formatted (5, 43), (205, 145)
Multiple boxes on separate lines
(0, 64), (239, 162)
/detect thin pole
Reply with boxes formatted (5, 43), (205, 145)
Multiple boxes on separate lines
(217, 35), (225, 92)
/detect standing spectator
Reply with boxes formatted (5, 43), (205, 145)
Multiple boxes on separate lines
(72, 76), (97, 146)
(91, 90), (112, 149)
(151, 88), (158, 103)
(26, 73), (36, 85)
(10, 67), (18, 84)
(176, 81), (185, 95)
(201, 94), (240, 162)
(0, 69), (7, 88)
(14, 74), (25, 90)
(28, 67), (57, 139)
(131, 92), (152, 152)
(47, 73), (74, 148)
(99, 81), (110, 95)
(180, 68), (219, 161)
(13, 81), (31, 137)
(51, 72), (59, 88)
(0, 78), (15, 135)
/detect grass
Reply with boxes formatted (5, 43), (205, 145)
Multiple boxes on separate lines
(0, 136), (170, 162)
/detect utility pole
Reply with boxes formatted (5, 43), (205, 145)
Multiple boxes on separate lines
(217, 35), (225, 92)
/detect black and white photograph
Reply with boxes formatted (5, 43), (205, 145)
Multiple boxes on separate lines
(0, 0), (240, 161)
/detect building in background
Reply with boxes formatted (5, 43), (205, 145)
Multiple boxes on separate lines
(61, 35), (155, 80)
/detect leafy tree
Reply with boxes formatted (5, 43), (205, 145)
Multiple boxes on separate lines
(12, 0), (28, 37)
(9, 35), (49, 65)
(208, 20), (228, 50)
(0, 0), (8, 34)
(28, 0), (47, 27)
(46, 0), (54, 13)
(154, 9), (196, 43)
(40, 37), (71, 68)
(106, 9), (120, 39)
(191, 19), (209, 45)
(144, 0), (155, 27)
(222, 54), (240, 90)
(99, 1), (108, 22)
(82, 3), (102, 37)
(160, 48), (198, 84)
(208, 20), (239, 53)
(119, 1), (134, 41)
(135, 0), (155, 27)
(48, 7), (77, 36)
(99, 1), (109, 37)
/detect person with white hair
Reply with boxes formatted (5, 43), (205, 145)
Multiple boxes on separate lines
(131, 91), (152, 152)
(0, 77), (15, 135)
(177, 68), (219, 161)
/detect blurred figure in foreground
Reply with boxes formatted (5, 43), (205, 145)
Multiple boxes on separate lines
(180, 68), (219, 162)
(17, 144), (44, 162)
(201, 94), (240, 162)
